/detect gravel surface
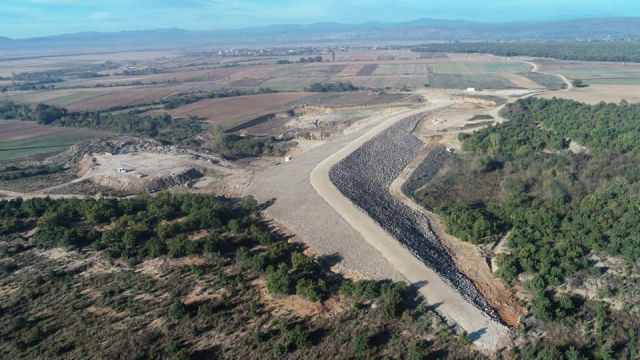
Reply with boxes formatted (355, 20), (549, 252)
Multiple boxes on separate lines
(329, 113), (500, 321)
(247, 109), (413, 281)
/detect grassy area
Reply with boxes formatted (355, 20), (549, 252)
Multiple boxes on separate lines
(582, 77), (640, 85)
(519, 72), (567, 90)
(430, 62), (531, 75)
(550, 66), (640, 84)
(0, 121), (106, 160)
(427, 73), (514, 89)
(482, 62), (532, 73)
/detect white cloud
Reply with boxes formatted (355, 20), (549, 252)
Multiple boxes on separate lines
(88, 11), (110, 21)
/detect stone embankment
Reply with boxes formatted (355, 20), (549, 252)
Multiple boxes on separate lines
(329, 113), (499, 320)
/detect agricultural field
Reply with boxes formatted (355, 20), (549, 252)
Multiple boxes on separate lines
(152, 92), (311, 129)
(537, 84), (640, 104)
(537, 59), (640, 85)
(0, 50), (546, 116)
(0, 120), (107, 160)
(2, 85), (186, 112)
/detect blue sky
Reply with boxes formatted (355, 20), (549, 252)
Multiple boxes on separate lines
(1, 0), (639, 38)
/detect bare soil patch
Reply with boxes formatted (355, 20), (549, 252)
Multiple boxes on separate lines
(66, 85), (185, 112)
(335, 64), (366, 77)
(0, 120), (76, 142)
(251, 278), (348, 319)
(154, 92), (310, 127)
(78, 151), (220, 193)
(356, 64), (379, 76)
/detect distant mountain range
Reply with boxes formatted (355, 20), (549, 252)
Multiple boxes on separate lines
(2, 17), (640, 53)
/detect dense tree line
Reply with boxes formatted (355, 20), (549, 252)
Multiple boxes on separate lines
(299, 56), (324, 63)
(305, 81), (359, 92)
(441, 98), (640, 285)
(411, 41), (640, 63)
(163, 87), (279, 110)
(0, 101), (291, 159)
(0, 165), (64, 181)
(6, 71), (64, 84)
(0, 101), (203, 144)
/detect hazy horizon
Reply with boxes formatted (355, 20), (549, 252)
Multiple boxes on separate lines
(2, 0), (640, 38)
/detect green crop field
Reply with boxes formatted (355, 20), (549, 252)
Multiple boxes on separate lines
(427, 73), (514, 89)
(0, 120), (107, 160)
(372, 63), (432, 76)
(482, 62), (532, 73)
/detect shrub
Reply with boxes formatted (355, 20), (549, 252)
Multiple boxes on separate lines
(266, 264), (293, 295)
(295, 278), (322, 302)
(170, 300), (187, 319)
(283, 325), (310, 352)
(291, 252), (315, 274)
(354, 333), (370, 354)
(379, 282), (405, 319)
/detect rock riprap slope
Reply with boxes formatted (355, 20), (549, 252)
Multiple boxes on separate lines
(329, 113), (499, 320)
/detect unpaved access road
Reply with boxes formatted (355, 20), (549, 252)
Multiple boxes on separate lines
(247, 107), (416, 280)
(310, 104), (510, 351)
(490, 58), (573, 122)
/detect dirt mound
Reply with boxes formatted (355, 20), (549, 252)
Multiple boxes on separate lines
(78, 151), (216, 194)
(47, 136), (162, 167)
(146, 168), (204, 192)
(88, 165), (204, 194)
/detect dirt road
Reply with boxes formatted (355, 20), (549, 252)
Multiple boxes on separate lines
(310, 103), (510, 351)
(247, 108), (415, 280)
(490, 58), (573, 122)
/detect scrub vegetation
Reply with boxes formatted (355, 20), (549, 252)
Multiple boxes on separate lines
(411, 98), (640, 358)
(0, 193), (480, 359)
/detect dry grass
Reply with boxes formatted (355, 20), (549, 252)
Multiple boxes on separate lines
(537, 84), (640, 104)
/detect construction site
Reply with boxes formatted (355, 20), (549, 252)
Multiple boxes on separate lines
(5, 39), (638, 358)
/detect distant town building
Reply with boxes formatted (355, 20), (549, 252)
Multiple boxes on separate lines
(466, 87), (476, 92)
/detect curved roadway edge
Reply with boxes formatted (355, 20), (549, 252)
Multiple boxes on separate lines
(490, 58), (574, 122)
(309, 106), (510, 351)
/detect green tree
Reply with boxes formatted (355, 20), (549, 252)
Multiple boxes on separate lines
(266, 264), (293, 295)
